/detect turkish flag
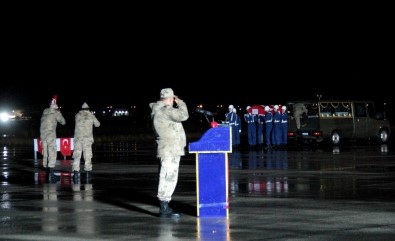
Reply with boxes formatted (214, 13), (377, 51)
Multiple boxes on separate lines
(247, 105), (265, 115)
(60, 138), (72, 157)
(36, 139), (43, 154)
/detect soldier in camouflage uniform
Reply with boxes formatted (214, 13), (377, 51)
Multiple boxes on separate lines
(40, 99), (66, 181)
(292, 103), (308, 131)
(149, 88), (189, 218)
(72, 102), (100, 182)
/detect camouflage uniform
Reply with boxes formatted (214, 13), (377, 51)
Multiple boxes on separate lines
(40, 104), (66, 168)
(72, 103), (100, 172)
(149, 89), (189, 202)
(293, 103), (308, 130)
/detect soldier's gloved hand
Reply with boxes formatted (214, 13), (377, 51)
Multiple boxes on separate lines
(239, 130), (241, 133)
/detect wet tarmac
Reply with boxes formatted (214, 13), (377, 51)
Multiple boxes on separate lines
(1, 141), (395, 240)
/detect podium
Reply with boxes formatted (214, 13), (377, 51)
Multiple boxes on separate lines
(189, 126), (231, 217)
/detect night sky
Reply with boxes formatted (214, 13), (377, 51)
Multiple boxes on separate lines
(2, 15), (393, 115)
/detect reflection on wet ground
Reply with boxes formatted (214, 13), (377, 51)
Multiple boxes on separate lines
(1, 142), (395, 240)
(229, 144), (395, 201)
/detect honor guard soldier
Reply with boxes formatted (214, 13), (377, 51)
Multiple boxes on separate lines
(272, 105), (281, 149)
(244, 106), (257, 149)
(280, 105), (288, 148)
(263, 105), (273, 151)
(225, 105), (238, 147)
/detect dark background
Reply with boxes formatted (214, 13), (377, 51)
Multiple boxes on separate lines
(2, 11), (393, 121)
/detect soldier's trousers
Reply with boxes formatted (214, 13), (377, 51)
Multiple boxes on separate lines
(42, 139), (57, 168)
(72, 141), (93, 172)
(157, 155), (181, 202)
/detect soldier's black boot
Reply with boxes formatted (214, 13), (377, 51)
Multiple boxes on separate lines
(159, 201), (180, 218)
(73, 171), (79, 183)
(86, 171), (91, 183)
(48, 168), (55, 183)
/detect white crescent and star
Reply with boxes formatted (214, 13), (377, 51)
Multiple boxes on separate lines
(62, 139), (69, 147)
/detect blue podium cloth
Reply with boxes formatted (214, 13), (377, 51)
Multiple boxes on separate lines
(189, 126), (231, 153)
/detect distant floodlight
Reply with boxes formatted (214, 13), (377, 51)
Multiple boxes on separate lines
(0, 112), (10, 122)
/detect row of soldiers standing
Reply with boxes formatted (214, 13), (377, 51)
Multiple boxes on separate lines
(225, 105), (288, 150)
(40, 96), (101, 183)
